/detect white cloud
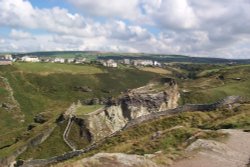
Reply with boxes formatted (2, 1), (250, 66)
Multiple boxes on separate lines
(143, 0), (199, 29)
(67, 0), (141, 20)
(10, 29), (33, 40)
(0, 0), (92, 37)
(1, 0), (250, 58)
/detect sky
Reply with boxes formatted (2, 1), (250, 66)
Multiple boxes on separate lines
(0, 0), (250, 59)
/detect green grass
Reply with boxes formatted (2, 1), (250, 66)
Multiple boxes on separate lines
(202, 104), (250, 130)
(0, 65), (158, 124)
(138, 67), (172, 75)
(0, 109), (25, 148)
(1, 62), (250, 161)
(81, 103), (249, 157)
(0, 87), (7, 95)
(0, 64), (159, 158)
(179, 64), (250, 104)
(76, 105), (104, 116)
(67, 122), (91, 149)
(14, 62), (104, 75)
(18, 122), (71, 160)
(61, 104), (247, 165)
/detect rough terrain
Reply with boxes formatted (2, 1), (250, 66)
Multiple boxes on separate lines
(75, 80), (180, 142)
(171, 129), (250, 167)
(53, 129), (250, 167)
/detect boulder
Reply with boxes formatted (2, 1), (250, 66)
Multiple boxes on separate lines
(27, 124), (36, 131)
(73, 86), (92, 92)
(34, 114), (48, 124)
(56, 114), (65, 123)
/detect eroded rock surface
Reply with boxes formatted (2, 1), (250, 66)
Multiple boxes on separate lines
(171, 129), (250, 167)
(57, 153), (160, 167)
(83, 80), (180, 141)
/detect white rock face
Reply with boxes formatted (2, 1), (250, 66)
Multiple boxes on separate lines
(85, 81), (180, 141)
(87, 105), (128, 140)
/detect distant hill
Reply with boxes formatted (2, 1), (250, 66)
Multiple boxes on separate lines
(6, 51), (250, 64)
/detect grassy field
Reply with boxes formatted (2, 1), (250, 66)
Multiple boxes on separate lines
(1, 62), (250, 162)
(138, 67), (172, 75)
(18, 122), (71, 159)
(0, 63), (160, 158)
(14, 62), (104, 75)
(57, 101), (250, 166)
(75, 105), (104, 116)
(179, 64), (250, 104)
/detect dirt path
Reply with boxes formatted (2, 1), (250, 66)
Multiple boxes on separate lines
(171, 129), (250, 167)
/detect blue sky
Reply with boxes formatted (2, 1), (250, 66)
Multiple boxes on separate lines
(0, 0), (250, 59)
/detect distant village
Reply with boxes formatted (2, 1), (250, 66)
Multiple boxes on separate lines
(0, 54), (162, 68)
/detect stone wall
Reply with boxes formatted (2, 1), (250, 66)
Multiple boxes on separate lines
(124, 96), (243, 129)
(0, 125), (56, 167)
(18, 96), (244, 167)
(84, 81), (180, 141)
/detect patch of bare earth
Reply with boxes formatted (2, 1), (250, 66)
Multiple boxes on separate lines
(58, 153), (159, 167)
(171, 129), (250, 167)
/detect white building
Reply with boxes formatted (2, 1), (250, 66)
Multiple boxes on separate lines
(21, 56), (40, 62)
(153, 61), (161, 66)
(123, 59), (130, 65)
(133, 60), (153, 66)
(103, 59), (118, 68)
(54, 58), (65, 63)
(75, 58), (86, 64)
(67, 58), (75, 63)
(4, 54), (13, 60)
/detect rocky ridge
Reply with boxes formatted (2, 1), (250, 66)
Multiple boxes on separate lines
(75, 79), (180, 142)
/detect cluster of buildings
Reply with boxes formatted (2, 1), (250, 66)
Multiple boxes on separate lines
(99, 59), (161, 68)
(98, 59), (118, 68)
(130, 59), (161, 66)
(0, 54), (13, 65)
(0, 54), (162, 68)
(20, 56), (87, 64)
(0, 54), (88, 66)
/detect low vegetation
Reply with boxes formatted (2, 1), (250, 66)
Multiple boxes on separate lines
(0, 63), (159, 158)
(56, 101), (250, 166)
(1, 60), (250, 166)
(178, 64), (250, 104)
(75, 105), (104, 116)
(138, 67), (172, 75)
(18, 122), (71, 159)
(14, 62), (104, 75)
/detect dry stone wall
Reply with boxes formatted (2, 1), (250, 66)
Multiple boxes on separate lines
(18, 96), (244, 167)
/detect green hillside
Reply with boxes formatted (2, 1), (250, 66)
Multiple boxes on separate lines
(0, 63), (159, 157)
(1, 61), (250, 165)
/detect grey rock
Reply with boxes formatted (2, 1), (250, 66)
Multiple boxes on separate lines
(34, 114), (47, 124)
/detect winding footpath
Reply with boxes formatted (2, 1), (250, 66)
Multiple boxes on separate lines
(62, 103), (78, 151)
(63, 116), (76, 151)
(19, 96), (246, 167)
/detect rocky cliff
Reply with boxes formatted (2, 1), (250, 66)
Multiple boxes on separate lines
(19, 96), (244, 167)
(78, 79), (180, 142)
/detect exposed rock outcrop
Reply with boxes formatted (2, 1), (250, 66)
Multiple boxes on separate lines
(73, 86), (92, 92)
(55, 153), (160, 167)
(171, 129), (250, 167)
(34, 114), (48, 124)
(19, 96), (244, 167)
(83, 80), (180, 141)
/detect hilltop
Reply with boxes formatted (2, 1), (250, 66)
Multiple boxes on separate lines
(8, 51), (250, 64)
(0, 59), (249, 167)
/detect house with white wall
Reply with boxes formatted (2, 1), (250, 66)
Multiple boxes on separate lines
(54, 58), (65, 63)
(21, 56), (40, 62)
